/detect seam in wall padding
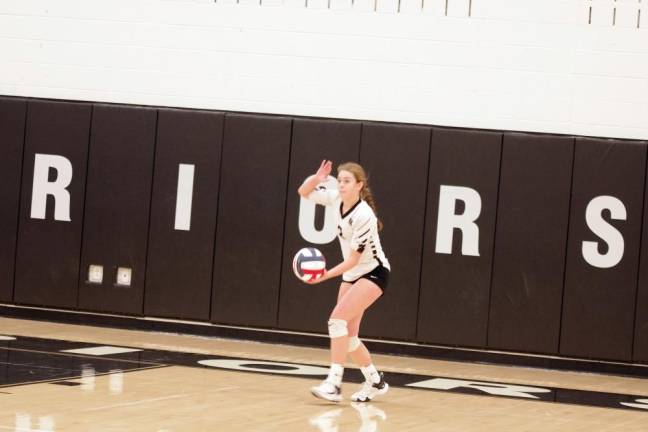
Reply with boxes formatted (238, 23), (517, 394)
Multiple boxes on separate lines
(417, 128), (502, 348)
(560, 138), (647, 362)
(144, 109), (224, 321)
(634, 139), (648, 362)
(211, 114), (291, 327)
(78, 104), (157, 315)
(356, 122), (431, 341)
(0, 97), (27, 303)
(487, 133), (573, 354)
(14, 100), (91, 308)
(277, 118), (361, 333)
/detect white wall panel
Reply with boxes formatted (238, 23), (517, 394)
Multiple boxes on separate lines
(399, 0), (422, 14)
(0, 0), (646, 139)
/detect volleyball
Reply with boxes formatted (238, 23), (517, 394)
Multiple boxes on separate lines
(292, 247), (326, 282)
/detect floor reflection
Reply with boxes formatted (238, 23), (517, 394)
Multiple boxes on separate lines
(309, 403), (387, 432)
(9, 368), (123, 430)
(14, 413), (55, 432)
(109, 369), (124, 395)
(309, 408), (343, 432)
(0, 338), (161, 388)
(351, 403), (387, 432)
(80, 366), (95, 392)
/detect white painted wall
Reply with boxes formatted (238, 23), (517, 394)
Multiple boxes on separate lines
(0, 0), (646, 139)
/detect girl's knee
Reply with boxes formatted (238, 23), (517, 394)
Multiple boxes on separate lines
(329, 305), (348, 321)
(329, 310), (347, 321)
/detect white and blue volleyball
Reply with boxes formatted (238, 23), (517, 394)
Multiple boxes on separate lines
(292, 247), (326, 282)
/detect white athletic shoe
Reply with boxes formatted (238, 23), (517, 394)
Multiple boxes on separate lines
(350, 372), (389, 402)
(310, 380), (343, 403)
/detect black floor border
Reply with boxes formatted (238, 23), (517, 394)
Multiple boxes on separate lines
(0, 364), (170, 390)
(3, 334), (648, 413)
(2, 304), (648, 379)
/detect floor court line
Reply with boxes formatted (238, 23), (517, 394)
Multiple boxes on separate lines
(80, 394), (190, 412)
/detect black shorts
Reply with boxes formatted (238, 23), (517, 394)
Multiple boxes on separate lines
(347, 265), (390, 292)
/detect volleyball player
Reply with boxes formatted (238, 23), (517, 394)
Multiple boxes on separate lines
(298, 159), (390, 403)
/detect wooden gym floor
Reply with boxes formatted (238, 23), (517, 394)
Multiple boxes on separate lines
(0, 316), (647, 431)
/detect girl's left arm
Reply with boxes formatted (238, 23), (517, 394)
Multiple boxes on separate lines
(308, 249), (361, 284)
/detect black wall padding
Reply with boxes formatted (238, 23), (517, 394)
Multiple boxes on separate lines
(0, 98), (26, 303)
(634, 141), (648, 362)
(14, 101), (92, 308)
(78, 105), (157, 315)
(358, 123), (431, 340)
(277, 118), (361, 333)
(560, 138), (646, 361)
(418, 128), (502, 347)
(211, 114), (291, 327)
(488, 134), (574, 354)
(144, 109), (224, 321)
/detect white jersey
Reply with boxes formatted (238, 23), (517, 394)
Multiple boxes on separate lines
(307, 186), (390, 282)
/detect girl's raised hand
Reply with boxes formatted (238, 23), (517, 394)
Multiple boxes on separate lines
(315, 160), (333, 182)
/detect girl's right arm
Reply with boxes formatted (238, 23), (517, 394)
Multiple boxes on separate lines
(298, 159), (332, 198)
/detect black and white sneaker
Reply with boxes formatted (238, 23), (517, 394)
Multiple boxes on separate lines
(310, 380), (343, 403)
(350, 372), (389, 402)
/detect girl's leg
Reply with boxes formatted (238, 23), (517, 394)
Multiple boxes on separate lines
(336, 280), (388, 402)
(334, 282), (354, 363)
(339, 289), (374, 369)
(335, 282), (371, 365)
(329, 279), (382, 364)
(347, 314), (373, 367)
(310, 280), (381, 402)
(336, 282), (353, 303)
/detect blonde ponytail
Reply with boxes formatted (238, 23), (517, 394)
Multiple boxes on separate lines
(361, 186), (383, 232)
(337, 162), (384, 231)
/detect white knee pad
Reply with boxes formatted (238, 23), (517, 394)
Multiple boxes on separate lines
(328, 319), (348, 338)
(348, 336), (361, 352)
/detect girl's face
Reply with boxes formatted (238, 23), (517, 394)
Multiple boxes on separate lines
(337, 170), (363, 200)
